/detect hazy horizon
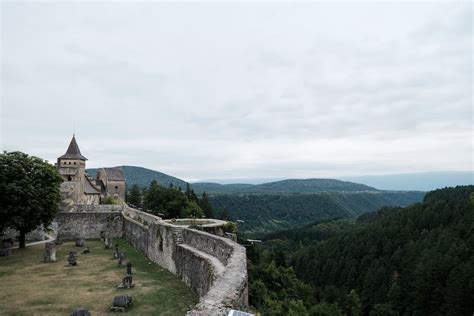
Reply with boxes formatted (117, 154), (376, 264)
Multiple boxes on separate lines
(2, 2), (472, 180)
(86, 164), (473, 191)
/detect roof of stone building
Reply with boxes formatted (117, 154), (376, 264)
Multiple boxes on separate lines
(58, 135), (88, 160)
(102, 167), (125, 181)
(84, 176), (100, 194)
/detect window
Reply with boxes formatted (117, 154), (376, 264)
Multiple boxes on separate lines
(115, 185), (118, 189)
(74, 162), (76, 165)
(67, 176), (72, 181)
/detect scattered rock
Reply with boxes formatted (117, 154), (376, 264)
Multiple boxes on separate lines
(104, 237), (112, 249)
(75, 238), (85, 247)
(67, 251), (77, 266)
(43, 242), (56, 262)
(111, 295), (132, 312)
(70, 306), (91, 316)
(118, 252), (126, 266)
(118, 274), (134, 289)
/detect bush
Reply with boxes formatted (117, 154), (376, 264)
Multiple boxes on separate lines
(101, 196), (119, 205)
(222, 221), (238, 234)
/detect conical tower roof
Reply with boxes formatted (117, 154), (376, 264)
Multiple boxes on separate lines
(58, 135), (87, 160)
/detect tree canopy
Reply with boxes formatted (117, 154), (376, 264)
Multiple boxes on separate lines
(130, 180), (214, 219)
(0, 151), (63, 248)
(126, 184), (142, 207)
(247, 186), (474, 315)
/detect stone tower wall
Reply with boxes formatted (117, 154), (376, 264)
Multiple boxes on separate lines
(57, 159), (87, 205)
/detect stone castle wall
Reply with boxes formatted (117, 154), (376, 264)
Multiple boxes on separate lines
(55, 205), (123, 240)
(56, 204), (249, 315)
(122, 207), (177, 274)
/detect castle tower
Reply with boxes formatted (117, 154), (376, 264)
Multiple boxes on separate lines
(57, 135), (98, 205)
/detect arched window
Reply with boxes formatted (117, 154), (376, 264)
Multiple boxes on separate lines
(67, 176), (72, 181)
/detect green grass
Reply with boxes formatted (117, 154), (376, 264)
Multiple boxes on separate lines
(0, 239), (198, 315)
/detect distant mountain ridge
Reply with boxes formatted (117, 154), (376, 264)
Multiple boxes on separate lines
(85, 165), (426, 236)
(342, 171), (473, 191)
(194, 178), (378, 194)
(88, 165), (379, 194)
(86, 166), (188, 190)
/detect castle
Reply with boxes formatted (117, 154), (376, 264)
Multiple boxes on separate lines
(53, 135), (249, 314)
(57, 135), (126, 205)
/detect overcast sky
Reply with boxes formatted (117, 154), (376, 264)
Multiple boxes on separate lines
(1, 2), (472, 181)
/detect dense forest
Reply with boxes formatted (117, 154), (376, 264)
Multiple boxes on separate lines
(210, 191), (425, 236)
(246, 186), (474, 315)
(92, 166), (425, 236)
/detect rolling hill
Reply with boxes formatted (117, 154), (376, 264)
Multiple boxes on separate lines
(209, 191), (425, 236)
(194, 178), (378, 194)
(86, 166), (188, 189)
(86, 166), (426, 236)
(88, 166), (378, 194)
(247, 186), (474, 315)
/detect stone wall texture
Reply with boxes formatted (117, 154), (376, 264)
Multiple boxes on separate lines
(55, 208), (123, 240)
(56, 204), (249, 315)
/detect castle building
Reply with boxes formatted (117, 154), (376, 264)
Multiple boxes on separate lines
(96, 167), (126, 202)
(57, 135), (126, 205)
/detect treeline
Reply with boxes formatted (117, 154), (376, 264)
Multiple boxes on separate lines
(126, 181), (213, 219)
(210, 191), (425, 236)
(247, 186), (474, 315)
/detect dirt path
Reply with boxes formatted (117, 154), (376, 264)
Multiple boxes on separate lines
(9, 234), (55, 249)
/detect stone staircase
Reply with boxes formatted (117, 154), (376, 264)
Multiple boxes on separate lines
(172, 227), (184, 244)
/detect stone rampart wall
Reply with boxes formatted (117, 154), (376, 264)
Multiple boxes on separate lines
(55, 204), (249, 314)
(174, 244), (216, 298)
(60, 203), (123, 213)
(182, 229), (234, 266)
(55, 210), (123, 240)
(185, 229), (249, 314)
(122, 206), (177, 273)
(121, 206), (249, 314)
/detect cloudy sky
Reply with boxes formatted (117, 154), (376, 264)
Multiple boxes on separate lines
(1, 1), (472, 181)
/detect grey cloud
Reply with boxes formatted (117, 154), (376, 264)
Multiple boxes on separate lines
(1, 2), (472, 180)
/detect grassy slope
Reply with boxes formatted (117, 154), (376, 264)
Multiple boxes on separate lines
(0, 239), (197, 315)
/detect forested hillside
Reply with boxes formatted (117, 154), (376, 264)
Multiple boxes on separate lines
(88, 166), (426, 237)
(210, 191), (425, 236)
(194, 179), (378, 194)
(247, 186), (474, 315)
(87, 166), (188, 189)
(89, 165), (379, 194)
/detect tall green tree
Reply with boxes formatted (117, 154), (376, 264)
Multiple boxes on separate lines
(126, 184), (142, 207)
(220, 208), (230, 220)
(185, 183), (198, 202)
(0, 151), (63, 248)
(143, 180), (188, 218)
(199, 192), (213, 218)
